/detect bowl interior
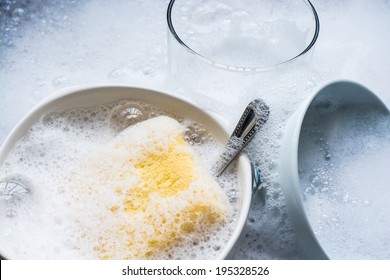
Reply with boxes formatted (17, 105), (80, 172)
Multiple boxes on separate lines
(0, 85), (252, 259)
(288, 81), (390, 259)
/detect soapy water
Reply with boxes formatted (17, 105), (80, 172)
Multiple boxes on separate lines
(0, 0), (81, 49)
(168, 0), (318, 106)
(299, 105), (390, 259)
(169, 0), (316, 69)
(0, 174), (31, 219)
(0, 100), (240, 259)
(1, 0), (390, 260)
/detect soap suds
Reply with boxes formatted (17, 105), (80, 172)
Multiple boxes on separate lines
(0, 101), (239, 260)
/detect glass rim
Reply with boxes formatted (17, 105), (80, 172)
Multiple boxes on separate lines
(167, 0), (320, 72)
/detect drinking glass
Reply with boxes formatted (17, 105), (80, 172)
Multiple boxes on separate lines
(167, 0), (320, 105)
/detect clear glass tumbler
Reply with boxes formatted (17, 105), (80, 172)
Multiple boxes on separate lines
(167, 0), (320, 105)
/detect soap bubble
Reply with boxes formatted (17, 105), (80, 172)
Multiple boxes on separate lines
(109, 100), (149, 131)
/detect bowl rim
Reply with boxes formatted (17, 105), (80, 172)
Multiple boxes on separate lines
(0, 84), (252, 260)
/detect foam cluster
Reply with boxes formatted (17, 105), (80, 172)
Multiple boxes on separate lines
(70, 116), (231, 259)
(0, 102), (238, 259)
(299, 105), (390, 259)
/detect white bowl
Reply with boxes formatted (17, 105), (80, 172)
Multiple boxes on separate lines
(0, 85), (252, 259)
(280, 80), (389, 259)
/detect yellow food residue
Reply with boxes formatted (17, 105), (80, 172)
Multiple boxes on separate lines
(74, 116), (231, 259)
(124, 136), (195, 212)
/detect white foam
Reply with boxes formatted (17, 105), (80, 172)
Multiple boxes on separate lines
(1, 0), (390, 260)
(299, 106), (390, 259)
(171, 0), (314, 68)
(0, 102), (239, 259)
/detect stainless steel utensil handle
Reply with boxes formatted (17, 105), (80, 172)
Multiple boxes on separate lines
(214, 99), (270, 176)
